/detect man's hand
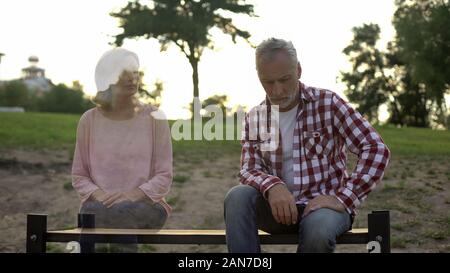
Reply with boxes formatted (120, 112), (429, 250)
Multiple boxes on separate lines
(302, 195), (345, 217)
(267, 184), (298, 225)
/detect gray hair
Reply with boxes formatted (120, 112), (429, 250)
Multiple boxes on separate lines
(255, 38), (298, 69)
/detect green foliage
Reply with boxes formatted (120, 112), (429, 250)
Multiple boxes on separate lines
(173, 174), (189, 183)
(38, 83), (94, 114)
(138, 76), (164, 107)
(0, 81), (94, 114)
(340, 24), (390, 123)
(63, 180), (74, 191)
(340, 0), (450, 128)
(0, 80), (39, 110)
(188, 94), (229, 118)
(111, 0), (255, 51)
(393, 0), (450, 110)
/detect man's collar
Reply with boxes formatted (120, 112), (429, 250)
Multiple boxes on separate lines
(299, 82), (319, 103)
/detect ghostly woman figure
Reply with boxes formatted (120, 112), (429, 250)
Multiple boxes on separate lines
(71, 48), (173, 252)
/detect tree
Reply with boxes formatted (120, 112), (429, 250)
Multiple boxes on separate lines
(38, 83), (93, 114)
(202, 94), (228, 116)
(340, 24), (433, 127)
(385, 42), (430, 127)
(0, 80), (38, 110)
(188, 94), (228, 118)
(392, 0), (450, 127)
(110, 0), (255, 118)
(393, 0), (450, 112)
(340, 0), (450, 128)
(138, 74), (165, 107)
(340, 24), (392, 123)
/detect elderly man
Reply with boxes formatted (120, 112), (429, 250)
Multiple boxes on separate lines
(224, 38), (390, 253)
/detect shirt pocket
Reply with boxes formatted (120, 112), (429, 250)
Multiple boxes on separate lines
(251, 141), (273, 174)
(303, 127), (333, 159)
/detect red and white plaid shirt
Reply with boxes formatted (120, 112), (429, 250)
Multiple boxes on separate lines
(239, 82), (391, 216)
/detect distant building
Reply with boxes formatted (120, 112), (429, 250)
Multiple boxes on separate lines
(21, 56), (54, 94)
(0, 106), (25, 112)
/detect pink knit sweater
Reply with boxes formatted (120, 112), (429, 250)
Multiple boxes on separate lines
(71, 105), (173, 215)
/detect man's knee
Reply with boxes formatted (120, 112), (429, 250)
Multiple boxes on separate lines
(300, 226), (335, 253)
(299, 208), (349, 253)
(224, 185), (259, 210)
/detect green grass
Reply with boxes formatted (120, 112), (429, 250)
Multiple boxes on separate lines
(46, 242), (66, 253)
(391, 235), (408, 249)
(374, 124), (450, 157)
(422, 230), (448, 241)
(166, 194), (180, 206)
(382, 180), (407, 192)
(202, 171), (213, 177)
(139, 244), (157, 252)
(0, 112), (79, 150)
(0, 112), (449, 157)
(173, 175), (189, 183)
(63, 180), (73, 191)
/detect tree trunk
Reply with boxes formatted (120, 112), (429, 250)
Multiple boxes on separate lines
(390, 99), (403, 126)
(190, 58), (201, 119)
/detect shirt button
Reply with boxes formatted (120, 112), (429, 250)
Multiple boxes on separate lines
(316, 145), (323, 154)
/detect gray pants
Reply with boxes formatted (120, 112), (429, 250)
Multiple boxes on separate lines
(79, 200), (167, 252)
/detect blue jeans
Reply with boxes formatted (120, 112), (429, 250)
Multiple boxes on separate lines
(224, 185), (351, 253)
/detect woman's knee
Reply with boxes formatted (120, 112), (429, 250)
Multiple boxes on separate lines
(132, 202), (167, 229)
(80, 200), (107, 213)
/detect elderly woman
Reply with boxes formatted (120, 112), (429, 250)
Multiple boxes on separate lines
(71, 48), (172, 252)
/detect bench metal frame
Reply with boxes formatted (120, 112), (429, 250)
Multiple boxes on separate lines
(26, 210), (390, 253)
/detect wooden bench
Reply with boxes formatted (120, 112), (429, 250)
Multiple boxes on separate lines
(26, 210), (390, 253)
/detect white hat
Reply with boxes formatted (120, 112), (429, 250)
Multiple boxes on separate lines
(94, 48), (140, 92)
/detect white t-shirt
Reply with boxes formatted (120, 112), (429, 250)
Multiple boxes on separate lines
(278, 104), (299, 188)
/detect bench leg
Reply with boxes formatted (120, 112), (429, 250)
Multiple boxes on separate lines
(26, 214), (47, 253)
(368, 210), (390, 253)
(78, 213), (96, 253)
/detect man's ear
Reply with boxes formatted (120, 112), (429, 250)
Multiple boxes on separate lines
(297, 62), (302, 79)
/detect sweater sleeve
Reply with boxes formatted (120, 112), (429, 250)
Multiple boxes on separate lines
(71, 110), (99, 203)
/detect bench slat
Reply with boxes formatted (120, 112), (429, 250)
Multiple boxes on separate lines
(46, 228), (369, 245)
